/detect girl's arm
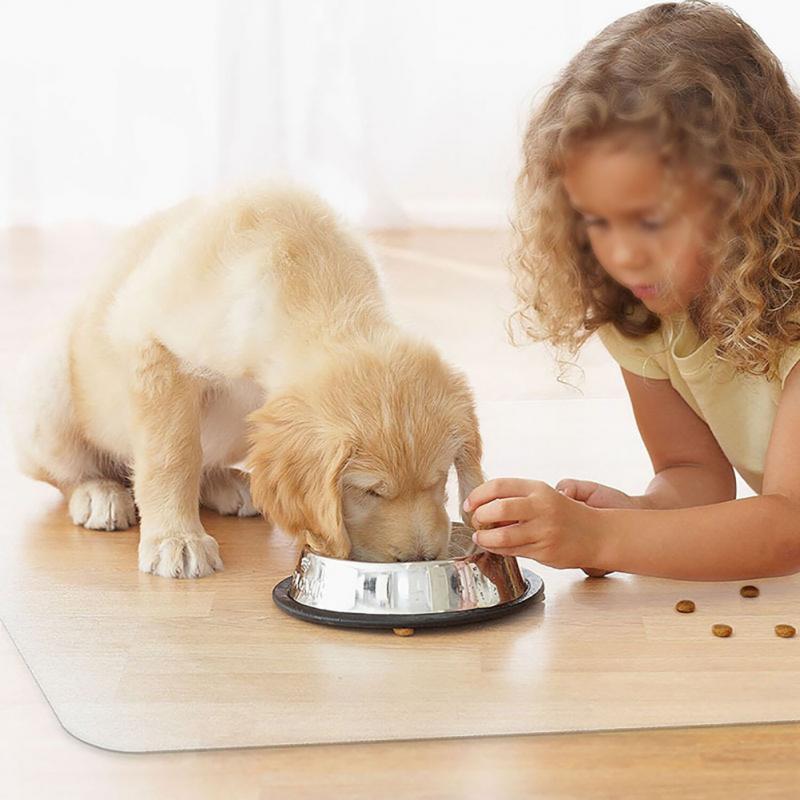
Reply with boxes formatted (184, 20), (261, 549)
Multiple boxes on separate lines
(592, 366), (800, 580)
(595, 495), (800, 580)
(469, 366), (800, 581)
(620, 367), (737, 510)
(558, 368), (736, 512)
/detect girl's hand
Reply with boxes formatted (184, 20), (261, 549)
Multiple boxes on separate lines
(464, 478), (608, 571)
(555, 479), (645, 510)
(555, 479), (645, 576)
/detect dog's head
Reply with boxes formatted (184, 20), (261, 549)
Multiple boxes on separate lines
(246, 338), (483, 562)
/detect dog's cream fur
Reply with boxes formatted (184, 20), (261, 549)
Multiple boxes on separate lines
(10, 187), (484, 577)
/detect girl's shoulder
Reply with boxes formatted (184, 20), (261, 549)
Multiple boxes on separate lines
(596, 316), (671, 380)
(599, 310), (800, 387)
(778, 320), (800, 387)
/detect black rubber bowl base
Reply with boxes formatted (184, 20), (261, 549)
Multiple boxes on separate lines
(272, 569), (544, 630)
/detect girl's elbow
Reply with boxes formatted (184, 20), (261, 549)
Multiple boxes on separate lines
(768, 535), (800, 577)
(772, 536), (800, 576)
(763, 558), (800, 578)
(765, 495), (800, 576)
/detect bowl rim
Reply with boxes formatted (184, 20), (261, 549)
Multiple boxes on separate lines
(296, 519), (480, 568)
(272, 568), (545, 629)
(297, 545), (489, 569)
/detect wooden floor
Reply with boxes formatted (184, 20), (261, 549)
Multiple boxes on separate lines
(2, 226), (800, 798)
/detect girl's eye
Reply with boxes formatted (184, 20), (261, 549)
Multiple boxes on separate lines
(582, 216), (606, 229)
(640, 219), (664, 231)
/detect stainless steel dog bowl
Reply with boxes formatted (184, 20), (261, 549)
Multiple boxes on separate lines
(272, 528), (544, 630)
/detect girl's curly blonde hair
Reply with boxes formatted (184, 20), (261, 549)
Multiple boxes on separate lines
(512, 0), (800, 379)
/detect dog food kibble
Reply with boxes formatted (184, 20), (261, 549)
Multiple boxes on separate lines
(712, 624), (733, 638)
(675, 600), (696, 613)
(775, 624), (796, 638)
(393, 627), (415, 637)
(740, 585), (760, 598)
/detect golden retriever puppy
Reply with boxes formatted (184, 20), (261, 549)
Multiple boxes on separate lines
(10, 186), (484, 577)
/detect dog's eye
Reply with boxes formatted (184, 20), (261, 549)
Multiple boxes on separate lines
(365, 488), (383, 498)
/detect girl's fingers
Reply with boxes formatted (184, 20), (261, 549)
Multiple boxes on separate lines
(474, 544), (527, 557)
(464, 478), (540, 513)
(555, 478), (598, 503)
(470, 496), (530, 529)
(582, 567), (613, 578)
(555, 479), (578, 498)
(472, 522), (532, 550)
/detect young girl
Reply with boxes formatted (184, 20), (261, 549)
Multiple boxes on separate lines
(466, 1), (800, 581)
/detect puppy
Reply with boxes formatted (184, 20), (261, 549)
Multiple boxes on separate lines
(10, 186), (484, 576)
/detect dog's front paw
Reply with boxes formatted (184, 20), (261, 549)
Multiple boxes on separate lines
(69, 479), (137, 531)
(200, 468), (259, 517)
(138, 531), (223, 578)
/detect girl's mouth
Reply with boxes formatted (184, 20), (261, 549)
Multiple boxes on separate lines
(629, 284), (660, 299)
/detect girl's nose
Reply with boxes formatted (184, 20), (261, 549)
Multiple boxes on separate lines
(608, 233), (646, 272)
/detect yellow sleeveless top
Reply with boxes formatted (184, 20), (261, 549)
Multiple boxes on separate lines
(598, 313), (800, 493)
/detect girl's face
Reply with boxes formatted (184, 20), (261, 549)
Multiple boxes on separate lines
(562, 134), (715, 316)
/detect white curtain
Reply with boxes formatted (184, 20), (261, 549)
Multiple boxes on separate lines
(2, 0), (798, 228)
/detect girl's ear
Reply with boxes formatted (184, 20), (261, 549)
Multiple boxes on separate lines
(246, 395), (352, 559)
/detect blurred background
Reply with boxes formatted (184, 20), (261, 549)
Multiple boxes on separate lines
(0, 0), (795, 440)
(3, 0), (798, 229)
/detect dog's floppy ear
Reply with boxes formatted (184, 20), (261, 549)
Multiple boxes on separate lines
(246, 394), (353, 559)
(453, 401), (485, 528)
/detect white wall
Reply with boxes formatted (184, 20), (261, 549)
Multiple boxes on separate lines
(2, 0), (799, 228)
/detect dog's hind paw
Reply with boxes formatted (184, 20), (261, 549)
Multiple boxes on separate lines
(68, 479), (137, 531)
(200, 468), (259, 517)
